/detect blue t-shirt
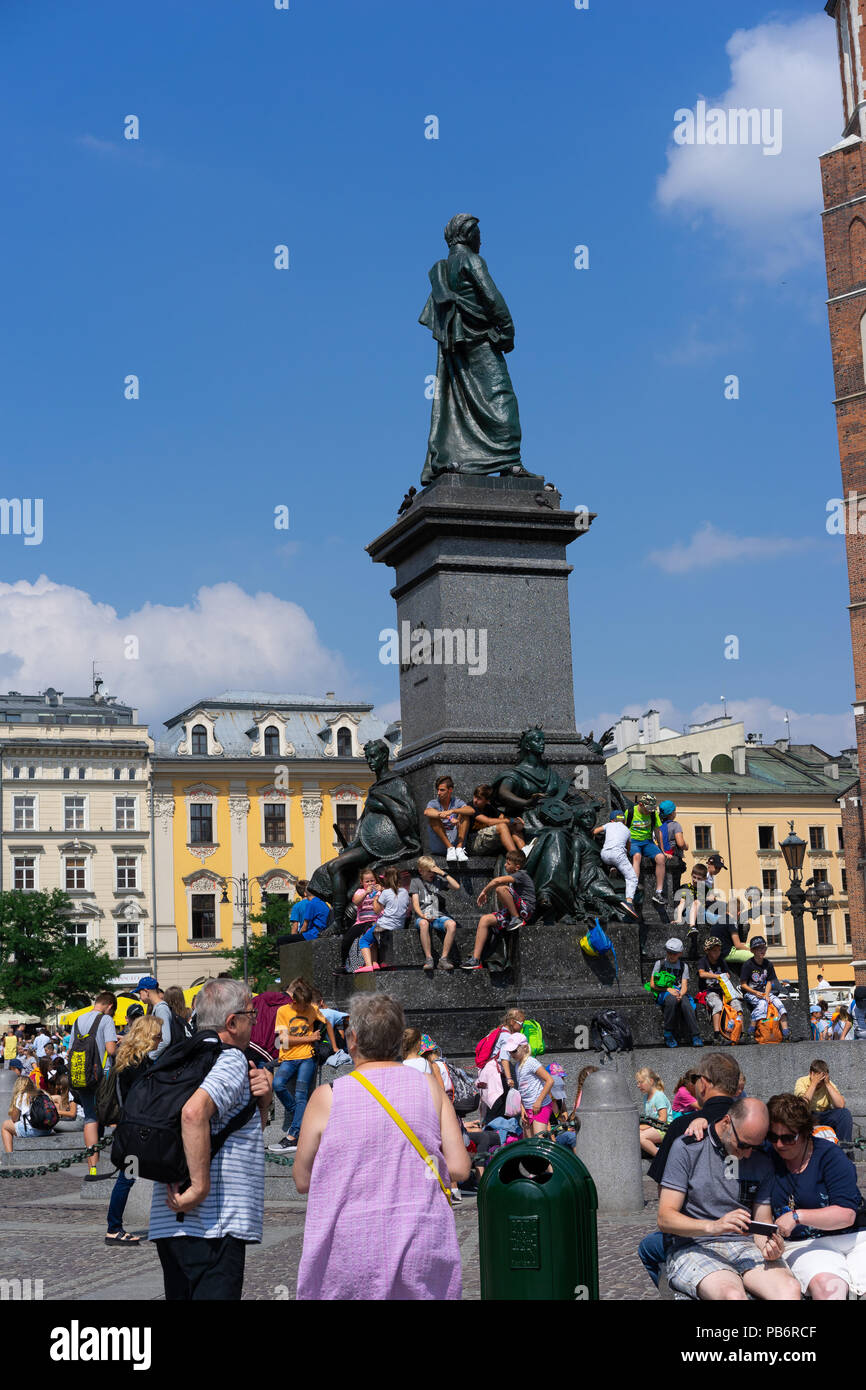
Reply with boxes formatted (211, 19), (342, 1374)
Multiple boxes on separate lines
(299, 896), (330, 939)
(289, 900), (306, 925)
(764, 1138), (862, 1239)
(425, 796), (467, 851)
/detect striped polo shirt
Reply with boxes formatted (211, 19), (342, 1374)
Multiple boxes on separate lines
(148, 1046), (264, 1243)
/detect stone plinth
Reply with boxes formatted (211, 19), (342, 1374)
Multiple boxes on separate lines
(366, 473), (605, 816)
(306, 917), (662, 1054)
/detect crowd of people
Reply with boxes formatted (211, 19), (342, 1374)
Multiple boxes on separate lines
(638, 1050), (866, 1300)
(4, 959), (866, 1303)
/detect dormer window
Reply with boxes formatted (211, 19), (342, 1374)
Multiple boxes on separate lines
(264, 726), (280, 758)
(337, 728), (352, 758)
(191, 725), (208, 755)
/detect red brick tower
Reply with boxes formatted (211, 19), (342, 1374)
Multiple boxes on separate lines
(822, 1), (866, 977)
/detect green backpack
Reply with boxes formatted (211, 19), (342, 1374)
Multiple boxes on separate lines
(523, 1018), (544, 1056)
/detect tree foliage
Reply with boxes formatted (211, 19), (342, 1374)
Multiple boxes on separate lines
(0, 890), (120, 1018)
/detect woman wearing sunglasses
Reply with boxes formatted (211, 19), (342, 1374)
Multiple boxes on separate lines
(763, 1092), (866, 1299)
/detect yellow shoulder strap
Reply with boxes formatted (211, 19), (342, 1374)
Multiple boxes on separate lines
(350, 1071), (452, 1203)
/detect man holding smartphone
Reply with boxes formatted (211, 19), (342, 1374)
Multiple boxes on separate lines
(658, 1098), (801, 1301)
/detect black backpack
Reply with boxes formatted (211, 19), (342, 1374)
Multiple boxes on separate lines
(95, 1065), (123, 1128)
(442, 1059), (479, 1115)
(110, 1030), (256, 1185)
(28, 1091), (59, 1131)
(590, 1009), (634, 1055)
(68, 1015), (105, 1095)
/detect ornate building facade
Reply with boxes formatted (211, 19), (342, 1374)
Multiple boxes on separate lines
(0, 684), (154, 985)
(151, 692), (399, 988)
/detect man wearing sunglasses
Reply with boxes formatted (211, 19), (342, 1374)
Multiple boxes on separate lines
(658, 1097), (801, 1300)
(149, 978), (274, 1301)
(639, 1053), (741, 1288)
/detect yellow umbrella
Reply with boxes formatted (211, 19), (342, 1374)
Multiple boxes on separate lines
(59, 993), (143, 1029)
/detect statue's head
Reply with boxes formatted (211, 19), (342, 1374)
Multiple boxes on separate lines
(444, 214), (481, 253)
(364, 739), (390, 776)
(518, 725), (546, 758)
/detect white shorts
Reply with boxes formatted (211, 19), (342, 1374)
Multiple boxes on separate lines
(747, 995), (786, 1022)
(783, 1230), (866, 1295)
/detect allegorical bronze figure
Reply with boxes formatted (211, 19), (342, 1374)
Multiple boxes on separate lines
(419, 214), (524, 483)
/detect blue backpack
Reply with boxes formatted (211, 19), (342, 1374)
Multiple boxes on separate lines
(579, 918), (619, 980)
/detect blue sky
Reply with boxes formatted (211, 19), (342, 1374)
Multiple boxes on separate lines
(0, 0), (854, 750)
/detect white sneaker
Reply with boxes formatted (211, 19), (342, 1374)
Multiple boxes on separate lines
(455, 846), (468, 863)
(446, 847), (458, 863)
(451, 1187), (462, 1202)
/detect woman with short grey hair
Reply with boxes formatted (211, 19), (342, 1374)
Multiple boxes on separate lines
(293, 992), (469, 1300)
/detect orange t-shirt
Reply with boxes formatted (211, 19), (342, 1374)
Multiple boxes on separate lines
(275, 1002), (326, 1062)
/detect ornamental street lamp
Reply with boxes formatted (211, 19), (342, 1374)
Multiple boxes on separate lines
(219, 874), (264, 986)
(780, 822), (831, 1040)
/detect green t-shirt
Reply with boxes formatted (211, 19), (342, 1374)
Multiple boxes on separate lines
(628, 806), (661, 844)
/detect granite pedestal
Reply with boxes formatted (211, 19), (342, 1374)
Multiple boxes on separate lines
(367, 472), (606, 815)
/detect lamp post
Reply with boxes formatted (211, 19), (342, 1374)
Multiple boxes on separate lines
(780, 822), (832, 1041)
(220, 875), (263, 986)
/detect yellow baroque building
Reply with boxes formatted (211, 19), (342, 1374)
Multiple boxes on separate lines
(151, 691), (400, 989)
(611, 735), (856, 988)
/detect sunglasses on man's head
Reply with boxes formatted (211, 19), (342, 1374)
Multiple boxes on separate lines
(728, 1115), (756, 1151)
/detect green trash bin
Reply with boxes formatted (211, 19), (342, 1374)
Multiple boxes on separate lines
(477, 1137), (598, 1300)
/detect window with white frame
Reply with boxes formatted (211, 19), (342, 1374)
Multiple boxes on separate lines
(116, 856), (138, 890)
(11, 766), (20, 779)
(77, 767), (86, 780)
(117, 921), (140, 958)
(264, 803), (286, 843)
(65, 920), (89, 947)
(28, 766), (36, 779)
(13, 857), (35, 890)
(115, 796), (136, 830)
(63, 767), (71, 780)
(190, 803), (214, 843)
(64, 796), (86, 831)
(64, 856), (87, 891)
(191, 893), (216, 939)
(113, 768), (122, 781)
(13, 795), (36, 830)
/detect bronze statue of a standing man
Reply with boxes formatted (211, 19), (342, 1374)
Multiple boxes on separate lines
(419, 215), (525, 483)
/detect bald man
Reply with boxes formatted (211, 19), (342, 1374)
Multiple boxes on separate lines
(658, 1098), (801, 1301)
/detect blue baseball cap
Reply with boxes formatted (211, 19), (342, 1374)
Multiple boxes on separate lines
(659, 800), (676, 816)
(135, 976), (159, 992)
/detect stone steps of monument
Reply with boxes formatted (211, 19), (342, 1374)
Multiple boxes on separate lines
(305, 919), (669, 1052)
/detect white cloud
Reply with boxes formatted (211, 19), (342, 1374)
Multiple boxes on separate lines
(656, 16), (840, 274)
(0, 576), (348, 728)
(655, 319), (732, 367)
(690, 697), (854, 755)
(647, 522), (814, 574)
(373, 698), (401, 725)
(578, 696), (854, 757)
(76, 134), (123, 157)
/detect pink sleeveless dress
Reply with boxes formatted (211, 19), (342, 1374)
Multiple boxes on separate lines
(296, 1065), (461, 1300)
